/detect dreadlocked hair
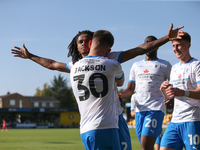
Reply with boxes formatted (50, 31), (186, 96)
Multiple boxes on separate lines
(68, 30), (94, 64)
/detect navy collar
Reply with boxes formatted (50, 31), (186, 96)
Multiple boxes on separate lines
(85, 55), (102, 58)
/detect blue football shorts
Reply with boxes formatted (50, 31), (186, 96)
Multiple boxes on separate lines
(80, 128), (121, 150)
(161, 121), (200, 150)
(155, 129), (163, 145)
(118, 113), (132, 150)
(135, 110), (164, 144)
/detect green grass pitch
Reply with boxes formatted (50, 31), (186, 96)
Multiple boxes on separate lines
(0, 128), (140, 150)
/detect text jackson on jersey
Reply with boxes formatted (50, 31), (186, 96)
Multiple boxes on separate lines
(74, 65), (106, 73)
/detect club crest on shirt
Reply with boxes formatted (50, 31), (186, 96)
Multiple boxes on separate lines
(155, 64), (160, 68)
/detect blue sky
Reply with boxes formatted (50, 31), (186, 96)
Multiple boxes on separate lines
(1, 0), (200, 96)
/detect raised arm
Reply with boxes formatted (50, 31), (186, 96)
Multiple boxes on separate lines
(11, 43), (70, 73)
(120, 23), (184, 63)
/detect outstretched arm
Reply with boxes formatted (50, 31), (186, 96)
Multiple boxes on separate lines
(11, 43), (70, 73)
(120, 23), (184, 63)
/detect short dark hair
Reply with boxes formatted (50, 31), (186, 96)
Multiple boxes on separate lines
(146, 35), (157, 41)
(180, 31), (191, 43)
(93, 30), (114, 49)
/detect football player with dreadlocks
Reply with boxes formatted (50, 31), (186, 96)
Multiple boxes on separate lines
(11, 23), (183, 150)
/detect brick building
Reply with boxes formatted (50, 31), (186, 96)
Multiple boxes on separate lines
(0, 92), (60, 109)
(0, 93), (80, 128)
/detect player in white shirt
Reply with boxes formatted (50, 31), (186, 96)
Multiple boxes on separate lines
(160, 31), (200, 150)
(130, 94), (163, 150)
(70, 30), (124, 150)
(119, 36), (171, 150)
(65, 31), (130, 150)
(11, 24), (183, 150)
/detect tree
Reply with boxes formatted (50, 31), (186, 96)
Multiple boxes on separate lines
(35, 74), (77, 109)
(50, 75), (77, 108)
(34, 83), (52, 96)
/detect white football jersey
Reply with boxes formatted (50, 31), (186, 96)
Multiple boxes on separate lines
(170, 58), (200, 123)
(129, 59), (171, 112)
(70, 55), (124, 134)
(66, 51), (124, 115)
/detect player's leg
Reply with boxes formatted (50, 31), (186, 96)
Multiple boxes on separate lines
(140, 111), (164, 150)
(160, 147), (176, 150)
(141, 136), (156, 150)
(154, 144), (160, 150)
(2, 125), (5, 131)
(154, 130), (163, 150)
(160, 122), (184, 150)
(181, 121), (200, 150)
(135, 111), (145, 144)
(118, 113), (132, 150)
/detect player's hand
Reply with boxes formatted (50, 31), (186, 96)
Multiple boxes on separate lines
(11, 43), (30, 59)
(166, 86), (184, 97)
(160, 81), (174, 100)
(164, 98), (174, 106)
(130, 111), (135, 118)
(118, 93), (124, 104)
(160, 81), (170, 90)
(168, 23), (184, 41)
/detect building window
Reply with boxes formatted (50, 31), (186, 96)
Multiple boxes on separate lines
(49, 102), (54, 107)
(34, 102), (39, 107)
(42, 102), (46, 107)
(19, 100), (23, 108)
(10, 99), (15, 106)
